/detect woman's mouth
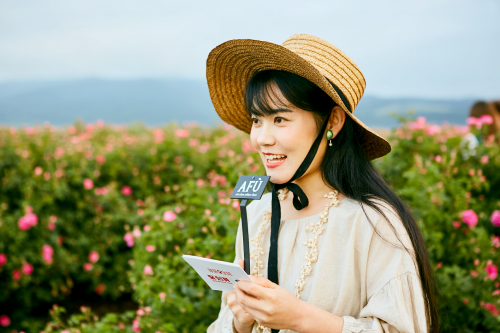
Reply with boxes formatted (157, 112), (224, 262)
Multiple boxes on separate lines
(264, 154), (287, 168)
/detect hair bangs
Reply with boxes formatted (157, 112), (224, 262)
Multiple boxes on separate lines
(245, 74), (290, 117)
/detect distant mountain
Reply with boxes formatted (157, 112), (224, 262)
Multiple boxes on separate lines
(0, 78), (477, 128)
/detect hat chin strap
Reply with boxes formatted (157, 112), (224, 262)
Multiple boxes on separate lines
(267, 110), (331, 285)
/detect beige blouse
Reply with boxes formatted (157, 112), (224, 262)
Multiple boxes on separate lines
(207, 193), (427, 333)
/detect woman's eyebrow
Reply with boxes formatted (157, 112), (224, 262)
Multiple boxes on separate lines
(270, 108), (293, 114)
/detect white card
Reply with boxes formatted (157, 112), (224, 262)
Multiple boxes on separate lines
(182, 254), (254, 292)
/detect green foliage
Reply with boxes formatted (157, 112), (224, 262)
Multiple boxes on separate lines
(0, 122), (263, 333)
(1, 117), (499, 333)
(375, 118), (500, 332)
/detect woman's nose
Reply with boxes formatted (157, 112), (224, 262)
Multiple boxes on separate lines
(256, 124), (275, 147)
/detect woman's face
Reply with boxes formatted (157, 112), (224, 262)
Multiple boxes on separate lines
(249, 86), (328, 184)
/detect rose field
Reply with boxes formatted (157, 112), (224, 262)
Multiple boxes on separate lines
(0, 116), (499, 333)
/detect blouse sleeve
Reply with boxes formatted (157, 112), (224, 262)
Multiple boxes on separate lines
(342, 202), (428, 333)
(207, 216), (251, 333)
(342, 272), (427, 333)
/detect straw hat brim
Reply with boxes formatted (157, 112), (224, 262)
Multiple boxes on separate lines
(206, 38), (391, 160)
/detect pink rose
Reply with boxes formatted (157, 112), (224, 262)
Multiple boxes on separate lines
(145, 245), (155, 252)
(175, 129), (189, 138)
(480, 114), (494, 125)
(132, 318), (141, 332)
(89, 251), (99, 263)
(0, 254), (6, 266)
(163, 211), (177, 222)
(136, 309), (144, 316)
(0, 315), (10, 327)
(83, 263), (93, 271)
(94, 187), (109, 196)
(34, 167), (43, 175)
(96, 155), (106, 164)
(144, 265), (153, 275)
(483, 303), (499, 316)
(462, 210), (478, 228)
(491, 211), (500, 227)
(13, 270), (21, 280)
(124, 233), (134, 247)
(466, 116), (479, 126)
(18, 212), (38, 230)
(132, 228), (141, 238)
(480, 155), (489, 164)
(83, 178), (94, 189)
(121, 186), (132, 196)
(434, 155), (442, 163)
(189, 138), (198, 147)
(232, 200), (240, 210)
(486, 263), (498, 280)
(25, 213), (38, 226)
(426, 125), (440, 136)
(493, 236), (500, 248)
(159, 292), (166, 301)
(22, 263), (33, 275)
(153, 129), (164, 143)
(452, 221), (460, 229)
(42, 244), (54, 265)
(143, 265), (153, 275)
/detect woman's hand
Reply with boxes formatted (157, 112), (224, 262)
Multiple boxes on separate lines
(225, 259), (256, 332)
(233, 272), (305, 331)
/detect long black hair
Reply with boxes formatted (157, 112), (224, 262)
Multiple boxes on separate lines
(245, 70), (439, 333)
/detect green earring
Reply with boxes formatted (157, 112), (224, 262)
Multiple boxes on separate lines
(326, 129), (333, 146)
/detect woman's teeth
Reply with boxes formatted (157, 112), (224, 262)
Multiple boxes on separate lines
(266, 154), (287, 163)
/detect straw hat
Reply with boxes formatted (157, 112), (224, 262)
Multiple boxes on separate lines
(206, 34), (391, 160)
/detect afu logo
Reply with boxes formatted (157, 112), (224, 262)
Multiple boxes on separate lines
(207, 268), (232, 276)
(208, 275), (231, 284)
(236, 180), (264, 193)
(231, 175), (270, 199)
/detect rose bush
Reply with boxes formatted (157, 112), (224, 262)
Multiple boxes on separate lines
(0, 121), (262, 333)
(0, 116), (499, 333)
(375, 116), (500, 331)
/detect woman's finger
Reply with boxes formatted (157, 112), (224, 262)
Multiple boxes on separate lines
(233, 283), (263, 310)
(237, 280), (271, 300)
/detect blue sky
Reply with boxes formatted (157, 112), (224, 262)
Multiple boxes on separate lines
(0, 0), (499, 99)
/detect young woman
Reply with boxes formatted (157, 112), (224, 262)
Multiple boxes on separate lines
(205, 34), (438, 333)
(469, 100), (500, 137)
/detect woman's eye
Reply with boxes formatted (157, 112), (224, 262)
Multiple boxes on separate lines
(251, 118), (260, 124)
(275, 117), (285, 124)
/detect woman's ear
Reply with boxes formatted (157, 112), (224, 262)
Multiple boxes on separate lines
(327, 105), (346, 137)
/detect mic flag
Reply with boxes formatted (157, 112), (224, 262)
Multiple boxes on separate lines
(231, 175), (270, 274)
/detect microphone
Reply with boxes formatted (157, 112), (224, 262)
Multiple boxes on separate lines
(230, 175), (270, 274)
